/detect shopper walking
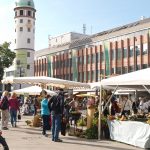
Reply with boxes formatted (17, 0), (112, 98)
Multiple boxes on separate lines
(0, 91), (9, 130)
(8, 92), (20, 127)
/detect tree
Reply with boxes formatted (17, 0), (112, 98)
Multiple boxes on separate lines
(0, 42), (16, 81)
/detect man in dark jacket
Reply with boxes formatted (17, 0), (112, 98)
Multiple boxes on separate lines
(48, 88), (64, 142)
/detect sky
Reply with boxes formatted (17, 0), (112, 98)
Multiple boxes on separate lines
(0, 0), (150, 51)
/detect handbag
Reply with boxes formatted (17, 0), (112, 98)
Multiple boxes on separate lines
(18, 114), (21, 120)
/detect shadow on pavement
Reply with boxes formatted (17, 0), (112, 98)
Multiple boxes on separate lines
(62, 140), (140, 150)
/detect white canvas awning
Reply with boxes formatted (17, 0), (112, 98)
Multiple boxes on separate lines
(2, 76), (90, 89)
(13, 85), (57, 96)
(101, 68), (150, 87)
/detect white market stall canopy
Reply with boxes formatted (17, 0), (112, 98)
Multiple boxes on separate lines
(101, 68), (150, 90)
(2, 76), (90, 89)
(13, 86), (57, 96)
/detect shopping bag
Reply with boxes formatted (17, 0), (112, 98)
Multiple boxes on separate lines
(18, 114), (21, 120)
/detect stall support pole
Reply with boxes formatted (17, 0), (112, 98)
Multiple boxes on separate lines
(143, 85), (150, 94)
(102, 85), (118, 113)
(98, 83), (102, 140)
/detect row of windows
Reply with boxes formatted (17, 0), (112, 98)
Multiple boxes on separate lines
(15, 38), (31, 44)
(15, 27), (34, 33)
(15, 19), (35, 25)
(15, 10), (35, 18)
(53, 44), (148, 67)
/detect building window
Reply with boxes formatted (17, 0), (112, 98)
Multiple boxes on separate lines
(111, 49), (114, 60)
(111, 68), (114, 74)
(27, 38), (31, 43)
(123, 48), (127, 58)
(15, 39), (16, 43)
(27, 64), (30, 69)
(78, 57), (82, 64)
(96, 52), (100, 62)
(87, 71), (91, 81)
(87, 55), (90, 64)
(136, 65), (140, 70)
(20, 27), (23, 32)
(20, 19), (23, 23)
(135, 45), (140, 56)
(20, 10), (23, 16)
(116, 67), (121, 74)
(92, 71), (95, 81)
(142, 64), (147, 69)
(101, 52), (104, 62)
(129, 46), (133, 57)
(143, 43), (148, 55)
(33, 12), (35, 18)
(129, 65), (134, 72)
(27, 52), (30, 57)
(15, 29), (16, 32)
(28, 19), (31, 23)
(122, 67), (127, 74)
(28, 11), (31, 16)
(6, 71), (14, 77)
(15, 11), (17, 17)
(83, 56), (86, 64)
(91, 54), (95, 63)
(100, 69), (104, 76)
(28, 28), (31, 32)
(117, 48), (121, 60)
(28, 1), (31, 6)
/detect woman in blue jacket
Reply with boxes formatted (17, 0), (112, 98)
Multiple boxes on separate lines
(41, 90), (50, 136)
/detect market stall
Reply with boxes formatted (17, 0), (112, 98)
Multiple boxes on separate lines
(100, 68), (150, 148)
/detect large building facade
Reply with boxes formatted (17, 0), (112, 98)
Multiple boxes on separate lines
(34, 18), (150, 83)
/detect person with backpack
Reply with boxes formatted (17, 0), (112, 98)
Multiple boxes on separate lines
(0, 91), (9, 130)
(48, 88), (64, 142)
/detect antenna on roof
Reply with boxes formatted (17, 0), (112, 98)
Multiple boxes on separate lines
(140, 16), (146, 20)
(83, 24), (86, 34)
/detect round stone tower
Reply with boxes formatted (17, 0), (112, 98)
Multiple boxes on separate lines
(14, 0), (36, 78)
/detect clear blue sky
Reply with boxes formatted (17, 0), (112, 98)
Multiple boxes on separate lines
(0, 0), (150, 50)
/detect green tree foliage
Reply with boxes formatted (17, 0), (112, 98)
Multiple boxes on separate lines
(0, 42), (16, 81)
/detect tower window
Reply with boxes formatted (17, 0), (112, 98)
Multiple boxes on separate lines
(15, 11), (17, 17)
(20, 10), (23, 16)
(27, 38), (31, 43)
(28, 20), (31, 23)
(27, 52), (30, 57)
(15, 39), (16, 43)
(28, 1), (31, 6)
(28, 11), (31, 16)
(20, 19), (23, 23)
(27, 64), (30, 69)
(28, 28), (31, 32)
(20, 27), (23, 32)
